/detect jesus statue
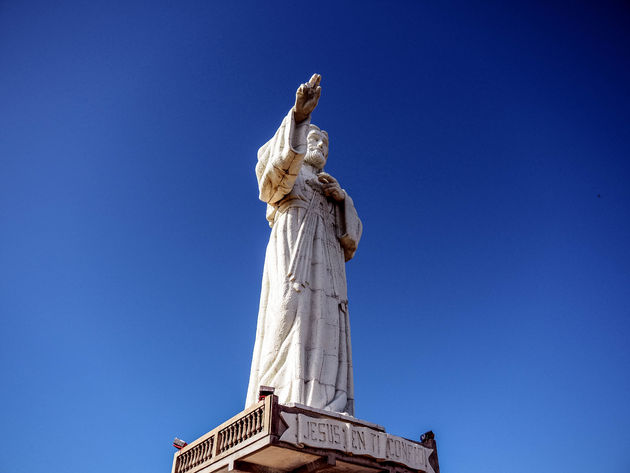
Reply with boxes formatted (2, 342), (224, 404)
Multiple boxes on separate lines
(246, 74), (362, 416)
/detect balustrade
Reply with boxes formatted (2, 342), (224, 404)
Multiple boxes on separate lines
(174, 401), (267, 473)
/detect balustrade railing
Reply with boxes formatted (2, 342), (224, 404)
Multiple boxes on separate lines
(176, 437), (213, 473)
(216, 404), (265, 454)
(173, 398), (270, 473)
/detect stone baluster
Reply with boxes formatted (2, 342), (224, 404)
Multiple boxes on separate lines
(206, 438), (214, 460)
(202, 441), (209, 461)
(180, 452), (188, 472)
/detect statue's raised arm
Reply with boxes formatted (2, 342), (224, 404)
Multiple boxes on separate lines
(254, 75), (323, 206)
(247, 74), (362, 417)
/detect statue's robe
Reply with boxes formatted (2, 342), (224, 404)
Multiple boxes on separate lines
(246, 110), (362, 415)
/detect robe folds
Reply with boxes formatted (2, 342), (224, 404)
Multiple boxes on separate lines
(246, 110), (362, 415)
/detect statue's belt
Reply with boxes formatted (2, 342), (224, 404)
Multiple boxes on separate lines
(276, 196), (335, 221)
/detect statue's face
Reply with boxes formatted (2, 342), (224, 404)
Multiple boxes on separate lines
(305, 129), (328, 170)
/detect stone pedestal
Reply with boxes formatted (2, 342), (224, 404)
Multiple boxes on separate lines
(172, 396), (439, 473)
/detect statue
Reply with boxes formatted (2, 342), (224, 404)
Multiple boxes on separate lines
(246, 74), (362, 416)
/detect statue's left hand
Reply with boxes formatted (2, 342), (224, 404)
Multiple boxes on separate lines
(318, 173), (345, 202)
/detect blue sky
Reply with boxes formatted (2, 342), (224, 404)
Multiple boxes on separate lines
(1, 1), (629, 472)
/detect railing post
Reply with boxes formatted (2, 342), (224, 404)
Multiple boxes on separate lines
(264, 394), (274, 434)
(211, 431), (220, 460)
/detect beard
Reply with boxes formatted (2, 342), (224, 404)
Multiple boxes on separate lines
(304, 149), (327, 170)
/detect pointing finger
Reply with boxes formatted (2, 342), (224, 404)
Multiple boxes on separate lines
(308, 73), (321, 88)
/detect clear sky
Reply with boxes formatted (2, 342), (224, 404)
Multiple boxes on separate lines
(1, 1), (629, 472)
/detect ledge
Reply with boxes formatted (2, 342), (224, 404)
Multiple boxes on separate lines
(172, 396), (439, 473)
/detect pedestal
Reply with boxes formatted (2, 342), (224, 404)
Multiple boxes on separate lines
(172, 396), (439, 473)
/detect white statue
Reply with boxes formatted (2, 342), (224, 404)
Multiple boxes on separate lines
(246, 74), (362, 415)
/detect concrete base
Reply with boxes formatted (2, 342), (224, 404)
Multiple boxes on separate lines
(172, 396), (439, 473)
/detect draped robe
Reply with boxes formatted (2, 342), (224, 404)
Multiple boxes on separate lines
(245, 110), (362, 415)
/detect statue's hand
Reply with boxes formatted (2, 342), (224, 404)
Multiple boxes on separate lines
(318, 172), (345, 202)
(294, 74), (322, 123)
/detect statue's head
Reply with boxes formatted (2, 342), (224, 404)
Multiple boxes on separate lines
(305, 124), (329, 170)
